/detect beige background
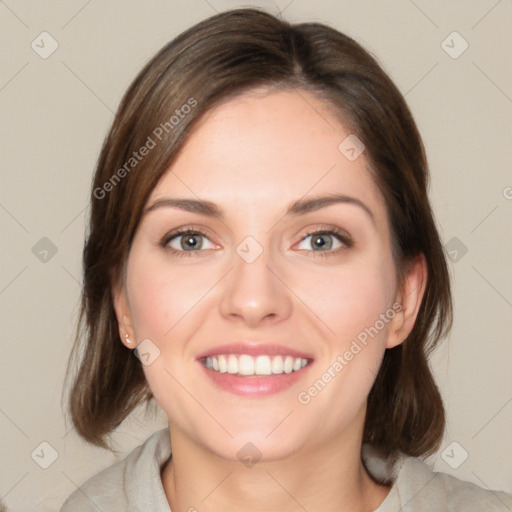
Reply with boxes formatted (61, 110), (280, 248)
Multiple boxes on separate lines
(1, 0), (511, 510)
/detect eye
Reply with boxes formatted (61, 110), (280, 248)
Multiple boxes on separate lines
(296, 228), (352, 256)
(161, 228), (215, 256)
(160, 226), (352, 258)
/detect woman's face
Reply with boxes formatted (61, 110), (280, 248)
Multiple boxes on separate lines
(115, 88), (411, 461)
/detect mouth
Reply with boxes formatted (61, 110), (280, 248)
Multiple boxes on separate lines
(196, 344), (315, 396)
(201, 354), (311, 376)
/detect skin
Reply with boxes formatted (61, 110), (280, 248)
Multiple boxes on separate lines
(113, 87), (427, 512)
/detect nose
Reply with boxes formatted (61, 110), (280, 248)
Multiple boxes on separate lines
(219, 242), (293, 328)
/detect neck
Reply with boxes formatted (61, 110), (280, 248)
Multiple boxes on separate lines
(160, 417), (391, 512)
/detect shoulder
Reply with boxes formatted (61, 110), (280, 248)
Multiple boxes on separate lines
(396, 455), (512, 511)
(362, 444), (512, 511)
(60, 428), (170, 512)
(59, 448), (136, 511)
(60, 459), (127, 512)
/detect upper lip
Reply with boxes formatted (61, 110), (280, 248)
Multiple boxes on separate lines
(196, 343), (314, 360)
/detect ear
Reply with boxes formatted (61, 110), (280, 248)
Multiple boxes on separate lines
(386, 253), (428, 349)
(112, 277), (135, 349)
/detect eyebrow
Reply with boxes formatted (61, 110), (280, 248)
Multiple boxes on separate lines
(144, 193), (375, 225)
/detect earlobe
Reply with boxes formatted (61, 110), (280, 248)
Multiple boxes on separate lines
(386, 306), (405, 349)
(112, 280), (135, 348)
(386, 253), (428, 349)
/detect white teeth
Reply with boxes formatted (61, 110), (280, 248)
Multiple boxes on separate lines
(283, 355), (294, 374)
(271, 355), (284, 374)
(218, 354), (228, 373)
(238, 355), (254, 375)
(227, 354), (238, 374)
(203, 354), (310, 376)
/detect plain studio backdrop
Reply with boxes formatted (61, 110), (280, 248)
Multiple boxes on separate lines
(0, 1), (511, 510)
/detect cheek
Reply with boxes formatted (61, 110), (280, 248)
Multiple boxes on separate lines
(125, 250), (216, 422)
(297, 251), (397, 347)
(293, 256), (396, 429)
(126, 250), (213, 342)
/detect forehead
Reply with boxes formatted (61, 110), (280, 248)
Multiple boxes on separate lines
(148, 88), (387, 223)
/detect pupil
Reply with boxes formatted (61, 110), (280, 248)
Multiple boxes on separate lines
(183, 234), (200, 250)
(313, 235), (331, 250)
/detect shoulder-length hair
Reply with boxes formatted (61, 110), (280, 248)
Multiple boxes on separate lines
(62, 7), (452, 457)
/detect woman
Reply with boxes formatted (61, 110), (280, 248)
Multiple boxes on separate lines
(60, 7), (511, 511)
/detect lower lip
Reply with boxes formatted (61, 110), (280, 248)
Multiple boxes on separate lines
(198, 360), (314, 396)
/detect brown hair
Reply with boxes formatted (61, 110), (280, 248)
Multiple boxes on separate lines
(62, 7), (452, 457)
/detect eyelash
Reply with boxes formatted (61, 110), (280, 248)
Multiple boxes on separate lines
(160, 226), (353, 259)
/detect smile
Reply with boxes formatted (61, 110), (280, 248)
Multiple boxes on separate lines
(203, 354), (310, 376)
